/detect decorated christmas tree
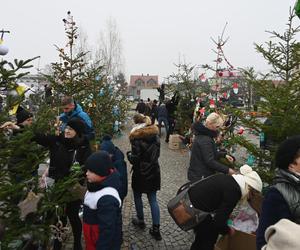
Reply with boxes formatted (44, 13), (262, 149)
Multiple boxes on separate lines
(228, 9), (300, 183)
(45, 12), (129, 142)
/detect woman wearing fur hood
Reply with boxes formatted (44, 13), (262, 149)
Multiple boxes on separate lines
(127, 114), (162, 240)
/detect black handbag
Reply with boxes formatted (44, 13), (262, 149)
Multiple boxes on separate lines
(167, 177), (215, 231)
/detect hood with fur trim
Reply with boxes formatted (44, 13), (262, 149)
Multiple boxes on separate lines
(129, 124), (159, 141)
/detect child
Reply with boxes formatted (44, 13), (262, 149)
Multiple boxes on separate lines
(83, 151), (122, 250)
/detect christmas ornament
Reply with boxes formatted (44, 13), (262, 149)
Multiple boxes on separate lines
(237, 126), (245, 135)
(113, 120), (119, 132)
(99, 88), (104, 97)
(199, 73), (206, 82)
(50, 206), (70, 242)
(246, 154), (255, 166)
(0, 30), (10, 55)
(233, 82), (239, 94)
(18, 191), (43, 220)
(209, 99), (215, 109)
(0, 44), (9, 55)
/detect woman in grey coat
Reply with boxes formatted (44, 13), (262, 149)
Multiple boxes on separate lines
(187, 112), (235, 182)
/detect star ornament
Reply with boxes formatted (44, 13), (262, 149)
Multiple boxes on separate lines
(18, 191), (43, 220)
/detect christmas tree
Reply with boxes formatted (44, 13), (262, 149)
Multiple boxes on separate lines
(228, 9), (300, 183)
(45, 12), (129, 142)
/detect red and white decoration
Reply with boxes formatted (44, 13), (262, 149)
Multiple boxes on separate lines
(232, 82), (239, 94)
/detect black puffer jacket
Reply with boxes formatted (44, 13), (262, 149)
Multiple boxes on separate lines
(34, 134), (92, 181)
(187, 122), (228, 181)
(128, 124), (161, 193)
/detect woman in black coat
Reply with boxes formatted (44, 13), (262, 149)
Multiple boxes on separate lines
(127, 114), (162, 240)
(35, 118), (92, 250)
(188, 165), (263, 250)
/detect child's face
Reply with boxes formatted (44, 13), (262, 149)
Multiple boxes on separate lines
(86, 169), (106, 183)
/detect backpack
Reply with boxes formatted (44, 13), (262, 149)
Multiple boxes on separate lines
(167, 177), (215, 231)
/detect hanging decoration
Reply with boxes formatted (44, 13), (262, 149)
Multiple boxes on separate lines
(199, 73), (207, 82)
(18, 191), (44, 220)
(0, 29), (9, 56)
(49, 206), (70, 242)
(209, 99), (215, 109)
(232, 82), (239, 94)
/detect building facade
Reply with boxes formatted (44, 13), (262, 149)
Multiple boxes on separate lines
(128, 74), (159, 99)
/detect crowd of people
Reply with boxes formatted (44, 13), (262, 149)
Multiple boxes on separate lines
(1, 94), (300, 250)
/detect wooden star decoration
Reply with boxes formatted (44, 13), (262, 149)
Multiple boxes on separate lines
(18, 191), (43, 220)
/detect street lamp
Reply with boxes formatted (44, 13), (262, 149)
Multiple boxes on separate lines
(0, 29), (10, 56)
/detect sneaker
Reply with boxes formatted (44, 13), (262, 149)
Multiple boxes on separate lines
(149, 225), (162, 241)
(132, 218), (146, 229)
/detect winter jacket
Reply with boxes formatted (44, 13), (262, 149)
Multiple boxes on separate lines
(256, 169), (300, 250)
(83, 171), (122, 250)
(128, 124), (161, 193)
(151, 103), (158, 119)
(157, 104), (168, 118)
(187, 122), (228, 181)
(188, 174), (241, 235)
(135, 102), (146, 114)
(113, 146), (128, 201)
(34, 134), (92, 181)
(60, 103), (95, 140)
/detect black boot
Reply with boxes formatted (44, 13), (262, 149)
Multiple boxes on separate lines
(132, 217), (146, 229)
(149, 224), (162, 241)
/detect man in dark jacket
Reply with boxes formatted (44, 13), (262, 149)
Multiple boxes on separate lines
(135, 99), (146, 114)
(150, 99), (158, 125)
(256, 136), (300, 250)
(188, 112), (235, 181)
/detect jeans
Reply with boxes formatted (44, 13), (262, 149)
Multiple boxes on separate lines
(158, 117), (169, 137)
(133, 191), (160, 225)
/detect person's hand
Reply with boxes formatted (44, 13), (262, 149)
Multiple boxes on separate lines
(0, 122), (20, 130)
(225, 154), (234, 163)
(228, 168), (236, 175)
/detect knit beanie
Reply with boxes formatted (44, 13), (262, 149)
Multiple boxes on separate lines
(100, 135), (116, 155)
(240, 164), (262, 192)
(66, 118), (85, 136)
(16, 109), (33, 124)
(85, 151), (113, 176)
(275, 135), (300, 170)
(262, 219), (300, 250)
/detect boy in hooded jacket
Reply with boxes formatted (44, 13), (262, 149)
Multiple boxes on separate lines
(83, 151), (122, 250)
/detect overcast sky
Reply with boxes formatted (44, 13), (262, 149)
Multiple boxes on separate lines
(1, 0), (298, 82)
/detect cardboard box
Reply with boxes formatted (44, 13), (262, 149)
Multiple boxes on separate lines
(214, 230), (256, 250)
(169, 134), (181, 143)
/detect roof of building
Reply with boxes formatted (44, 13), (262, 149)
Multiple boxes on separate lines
(129, 74), (159, 86)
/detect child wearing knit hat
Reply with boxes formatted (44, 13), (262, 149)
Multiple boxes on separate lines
(83, 151), (122, 250)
